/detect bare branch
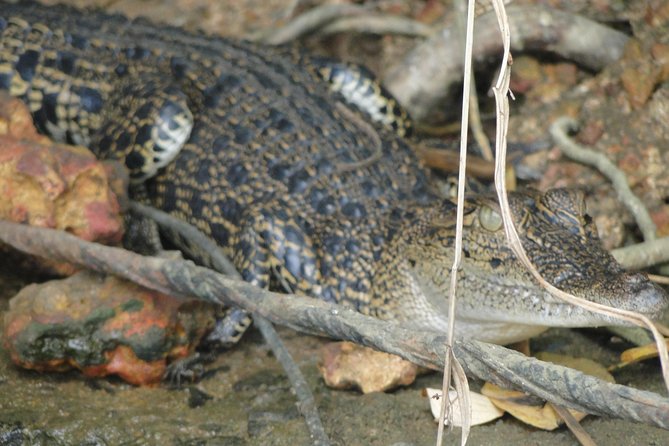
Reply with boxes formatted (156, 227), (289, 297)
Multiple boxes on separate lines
(250, 4), (368, 44)
(386, 5), (630, 123)
(550, 116), (658, 242)
(612, 237), (669, 270)
(319, 15), (433, 39)
(1, 221), (669, 429)
(129, 202), (330, 445)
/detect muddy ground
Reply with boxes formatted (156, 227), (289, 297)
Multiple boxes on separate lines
(2, 0), (669, 445)
(2, 274), (669, 445)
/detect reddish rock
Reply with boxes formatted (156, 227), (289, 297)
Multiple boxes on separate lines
(0, 94), (125, 274)
(318, 341), (421, 393)
(510, 56), (541, 94)
(651, 206), (669, 237)
(3, 271), (216, 386)
(646, 1), (669, 27)
(415, 0), (446, 24)
(0, 92), (49, 143)
(618, 152), (643, 177)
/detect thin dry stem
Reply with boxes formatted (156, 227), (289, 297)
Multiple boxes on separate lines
(468, 84), (494, 161)
(550, 404), (598, 446)
(437, 0), (476, 444)
(648, 274), (669, 285)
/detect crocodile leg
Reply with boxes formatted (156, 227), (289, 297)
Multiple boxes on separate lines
(91, 79), (193, 183)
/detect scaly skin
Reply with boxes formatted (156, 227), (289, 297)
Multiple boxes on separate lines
(0, 2), (666, 344)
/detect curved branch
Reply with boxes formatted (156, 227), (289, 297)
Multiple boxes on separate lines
(251, 4), (368, 44)
(385, 5), (629, 123)
(1, 221), (668, 429)
(613, 237), (669, 270)
(319, 15), (432, 39)
(129, 202), (330, 445)
(550, 117), (657, 242)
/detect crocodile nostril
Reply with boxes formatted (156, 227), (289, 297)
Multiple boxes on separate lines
(627, 273), (644, 285)
(633, 281), (669, 316)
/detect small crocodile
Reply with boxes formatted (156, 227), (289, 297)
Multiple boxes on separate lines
(0, 2), (666, 345)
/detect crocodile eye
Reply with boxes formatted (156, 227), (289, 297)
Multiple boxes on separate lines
(479, 205), (503, 231)
(583, 213), (598, 238)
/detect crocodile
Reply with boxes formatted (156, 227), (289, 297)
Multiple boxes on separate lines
(0, 2), (666, 345)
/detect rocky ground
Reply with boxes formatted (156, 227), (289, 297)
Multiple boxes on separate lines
(2, 0), (669, 445)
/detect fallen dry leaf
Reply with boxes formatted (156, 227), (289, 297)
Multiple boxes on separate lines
(481, 353), (614, 430)
(482, 383), (571, 430)
(616, 338), (669, 368)
(425, 387), (504, 427)
(534, 352), (615, 383)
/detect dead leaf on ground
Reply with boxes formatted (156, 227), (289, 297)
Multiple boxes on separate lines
(613, 338), (669, 370)
(425, 387), (504, 427)
(481, 352), (614, 430)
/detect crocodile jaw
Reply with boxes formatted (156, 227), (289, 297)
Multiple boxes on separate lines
(398, 259), (668, 345)
(405, 312), (549, 345)
(392, 264), (548, 344)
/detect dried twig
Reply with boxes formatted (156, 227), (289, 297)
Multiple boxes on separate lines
(250, 3), (368, 44)
(648, 274), (669, 285)
(319, 15), (433, 38)
(436, 0), (477, 442)
(1, 221), (669, 429)
(550, 404), (598, 446)
(414, 144), (495, 178)
(467, 84), (494, 161)
(333, 102), (383, 173)
(129, 203), (330, 446)
(550, 117), (657, 242)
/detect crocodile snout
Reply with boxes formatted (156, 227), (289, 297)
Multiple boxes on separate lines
(621, 272), (669, 318)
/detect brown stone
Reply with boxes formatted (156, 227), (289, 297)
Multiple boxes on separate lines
(318, 341), (421, 393)
(620, 40), (663, 109)
(651, 43), (669, 82)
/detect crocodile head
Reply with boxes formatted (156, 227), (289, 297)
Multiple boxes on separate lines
(384, 188), (668, 344)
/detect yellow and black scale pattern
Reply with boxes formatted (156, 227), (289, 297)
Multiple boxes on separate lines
(1, 2), (667, 345)
(0, 1), (434, 315)
(312, 57), (413, 138)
